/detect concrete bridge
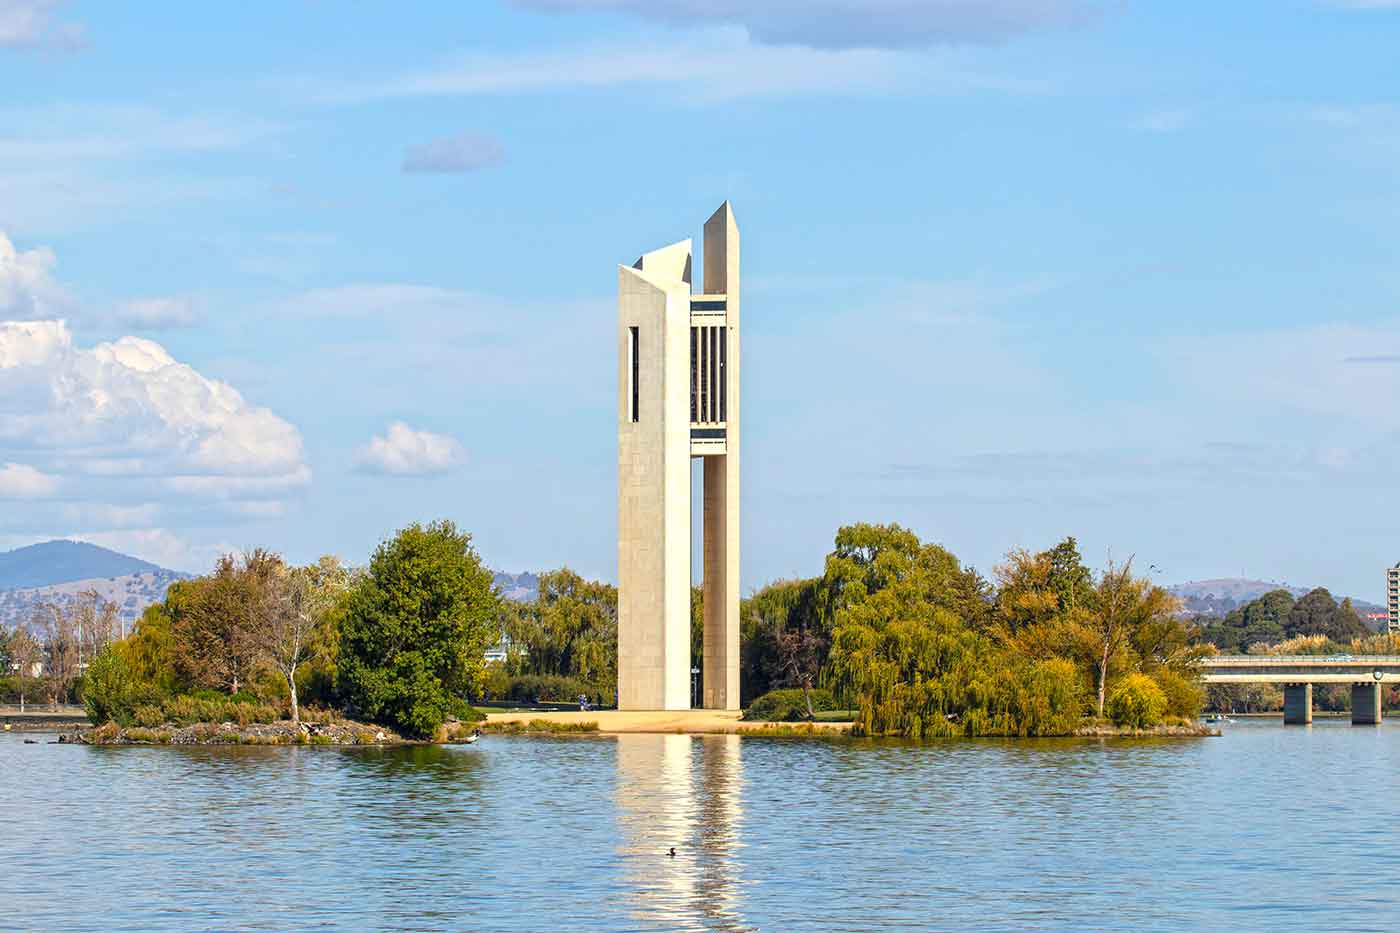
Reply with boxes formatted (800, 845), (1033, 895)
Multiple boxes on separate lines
(1200, 656), (1400, 725)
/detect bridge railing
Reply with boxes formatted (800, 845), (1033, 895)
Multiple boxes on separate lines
(1202, 655), (1400, 664)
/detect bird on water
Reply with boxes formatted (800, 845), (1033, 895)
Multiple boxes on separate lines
(668, 848), (677, 858)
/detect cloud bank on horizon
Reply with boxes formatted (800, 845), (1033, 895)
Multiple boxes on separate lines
(1, 229), (309, 569)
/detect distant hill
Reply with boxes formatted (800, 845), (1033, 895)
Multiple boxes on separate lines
(0, 540), (165, 590)
(0, 540), (189, 630)
(1169, 578), (1385, 618)
(493, 571), (539, 603)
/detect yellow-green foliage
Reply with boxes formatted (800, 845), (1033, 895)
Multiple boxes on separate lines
(1253, 634), (1331, 656)
(825, 528), (1204, 739)
(159, 695), (280, 726)
(1151, 669), (1204, 719)
(736, 722), (845, 737)
(124, 727), (173, 744)
(132, 705), (166, 728)
(1106, 673), (1168, 729)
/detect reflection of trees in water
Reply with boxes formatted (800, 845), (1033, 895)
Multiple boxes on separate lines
(613, 734), (753, 932)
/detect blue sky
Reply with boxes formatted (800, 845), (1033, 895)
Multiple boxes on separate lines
(2, 0), (1399, 602)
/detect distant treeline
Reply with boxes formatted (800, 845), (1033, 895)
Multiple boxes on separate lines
(1194, 588), (1371, 653)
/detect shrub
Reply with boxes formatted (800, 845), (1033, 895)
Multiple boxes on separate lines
(447, 696), (487, 723)
(82, 649), (136, 725)
(482, 666), (512, 701)
(1106, 673), (1168, 729)
(1152, 669), (1205, 720)
(505, 674), (604, 705)
(81, 648), (168, 726)
(158, 694), (279, 726)
(132, 704), (166, 728)
(85, 721), (120, 744)
(744, 688), (836, 722)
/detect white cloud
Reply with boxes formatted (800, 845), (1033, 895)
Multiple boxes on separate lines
(0, 319), (309, 499)
(62, 528), (227, 574)
(59, 502), (160, 528)
(0, 462), (58, 498)
(0, 104), (271, 163)
(113, 296), (198, 330)
(402, 133), (507, 174)
(0, 107), (269, 236)
(324, 28), (1043, 104)
(0, 0), (81, 50)
(0, 232), (71, 319)
(508, 0), (1095, 49)
(355, 422), (465, 475)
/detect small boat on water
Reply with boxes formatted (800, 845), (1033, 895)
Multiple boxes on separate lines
(1205, 713), (1236, 724)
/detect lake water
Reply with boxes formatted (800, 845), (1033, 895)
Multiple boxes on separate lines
(3, 720), (1400, 931)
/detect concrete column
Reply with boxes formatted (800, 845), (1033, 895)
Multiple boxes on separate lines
(702, 455), (738, 709)
(1283, 683), (1312, 725)
(1351, 682), (1382, 725)
(701, 203), (740, 712)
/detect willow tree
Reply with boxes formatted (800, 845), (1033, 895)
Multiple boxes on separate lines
(503, 568), (617, 696)
(819, 523), (1051, 737)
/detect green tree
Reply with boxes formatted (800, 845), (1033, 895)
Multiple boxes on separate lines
(168, 550), (282, 694)
(117, 603), (183, 692)
(338, 521), (498, 737)
(1286, 588), (1369, 642)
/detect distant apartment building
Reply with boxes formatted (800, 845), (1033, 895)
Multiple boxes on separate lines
(1390, 563), (1400, 634)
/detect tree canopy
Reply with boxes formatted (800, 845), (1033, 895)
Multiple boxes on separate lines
(338, 520), (498, 737)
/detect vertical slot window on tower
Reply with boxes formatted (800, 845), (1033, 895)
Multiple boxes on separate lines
(629, 326), (639, 423)
(699, 326), (709, 421)
(690, 327), (698, 422)
(719, 326), (727, 422)
(715, 326), (722, 422)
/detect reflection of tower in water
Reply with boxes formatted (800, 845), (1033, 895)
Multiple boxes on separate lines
(613, 735), (750, 931)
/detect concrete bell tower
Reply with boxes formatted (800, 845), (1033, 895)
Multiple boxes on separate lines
(617, 203), (741, 711)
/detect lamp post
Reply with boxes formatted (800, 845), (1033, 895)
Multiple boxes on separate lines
(691, 667), (700, 709)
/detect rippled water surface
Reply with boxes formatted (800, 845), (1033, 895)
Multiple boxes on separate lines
(3, 720), (1400, 931)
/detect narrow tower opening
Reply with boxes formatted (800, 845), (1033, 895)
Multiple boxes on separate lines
(629, 325), (639, 423)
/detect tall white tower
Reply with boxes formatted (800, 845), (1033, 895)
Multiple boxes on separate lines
(617, 203), (741, 711)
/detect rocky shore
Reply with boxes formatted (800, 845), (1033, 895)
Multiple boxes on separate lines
(58, 718), (481, 747)
(1072, 721), (1218, 738)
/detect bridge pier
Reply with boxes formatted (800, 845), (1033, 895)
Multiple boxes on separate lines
(1283, 684), (1312, 725)
(1351, 682), (1382, 725)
